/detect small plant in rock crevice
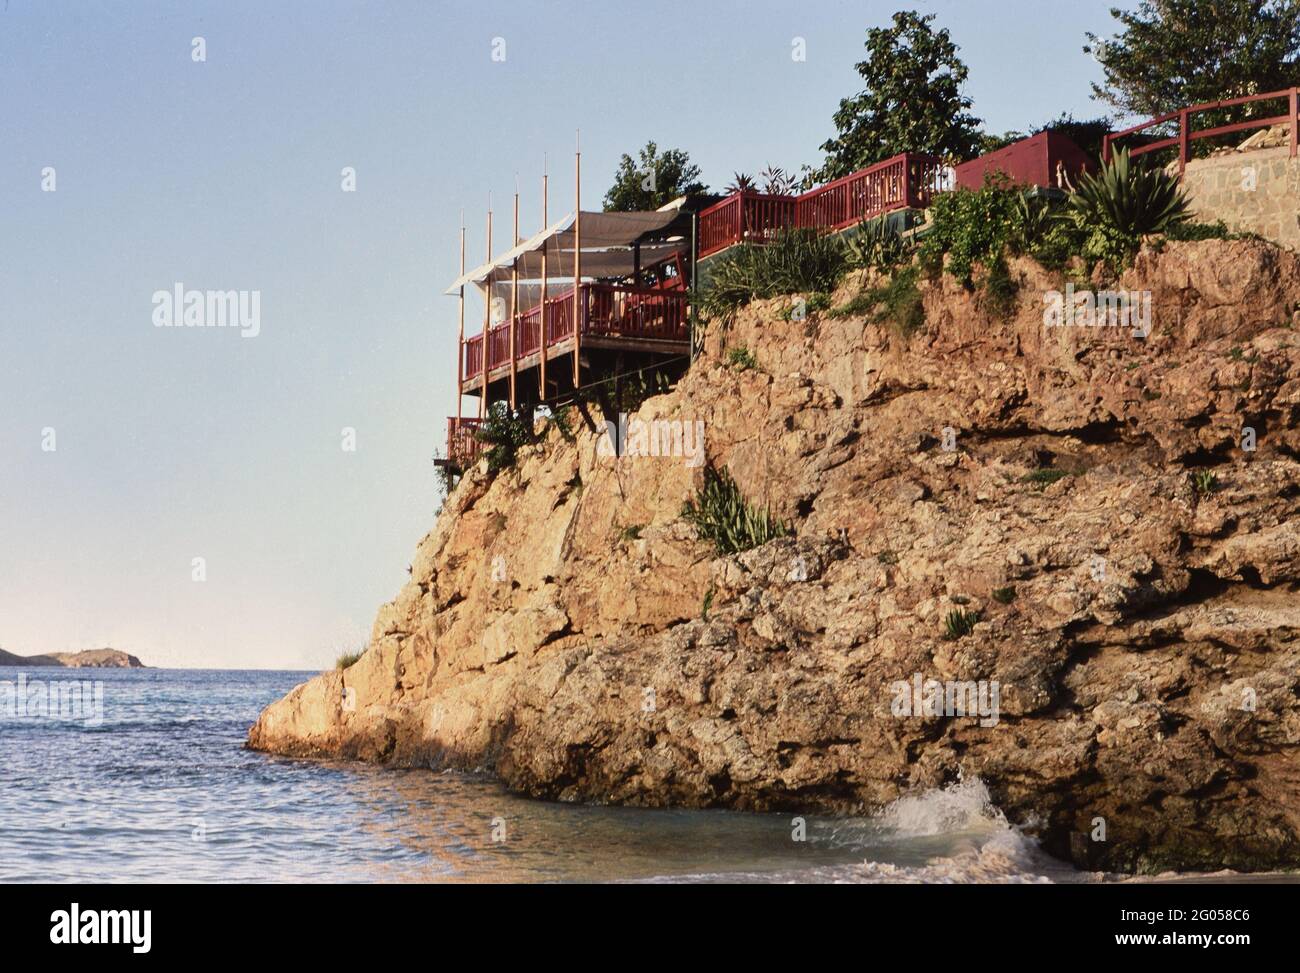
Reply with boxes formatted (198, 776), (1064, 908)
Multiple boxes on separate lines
(943, 608), (980, 640)
(682, 467), (790, 555)
(1191, 469), (1219, 497)
(727, 346), (758, 371)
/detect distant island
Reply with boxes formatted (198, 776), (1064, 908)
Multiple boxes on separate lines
(0, 647), (146, 668)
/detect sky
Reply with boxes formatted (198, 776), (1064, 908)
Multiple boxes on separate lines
(0, 0), (1121, 669)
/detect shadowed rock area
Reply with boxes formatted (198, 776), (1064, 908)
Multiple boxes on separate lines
(250, 238), (1300, 874)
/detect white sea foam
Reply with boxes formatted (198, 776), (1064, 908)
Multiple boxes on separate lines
(639, 777), (1094, 884)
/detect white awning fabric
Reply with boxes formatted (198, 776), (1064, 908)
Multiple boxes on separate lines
(444, 208), (687, 296)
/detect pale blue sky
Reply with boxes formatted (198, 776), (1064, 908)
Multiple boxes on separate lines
(1, 0), (1119, 668)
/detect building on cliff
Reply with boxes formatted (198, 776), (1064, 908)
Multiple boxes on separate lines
(439, 88), (1300, 472)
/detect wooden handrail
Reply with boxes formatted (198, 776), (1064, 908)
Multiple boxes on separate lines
(698, 152), (943, 257)
(1103, 86), (1300, 173)
(462, 284), (688, 380)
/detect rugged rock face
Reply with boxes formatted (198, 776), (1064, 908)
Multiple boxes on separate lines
(250, 238), (1300, 874)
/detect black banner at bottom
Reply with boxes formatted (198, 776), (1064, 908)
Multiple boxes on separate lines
(0, 880), (1289, 959)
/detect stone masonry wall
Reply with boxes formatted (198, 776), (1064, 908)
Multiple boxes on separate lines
(1182, 146), (1300, 250)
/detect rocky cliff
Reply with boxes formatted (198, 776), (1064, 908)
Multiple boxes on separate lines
(250, 238), (1300, 874)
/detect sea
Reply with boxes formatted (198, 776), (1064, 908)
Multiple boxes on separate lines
(0, 667), (1281, 884)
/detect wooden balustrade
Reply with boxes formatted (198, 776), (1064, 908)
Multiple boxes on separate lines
(462, 285), (687, 382)
(698, 191), (797, 258)
(444, 416), (484, 467)
(1104, 87), (1300, 174)
(697, 153), (942, 258)
(796, 153), (942, 232)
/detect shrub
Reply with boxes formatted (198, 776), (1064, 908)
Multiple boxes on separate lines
(727, 346), (758, 371)
(617, 524), (643, 542)
(336, 650), (364, 670)
(700, 229), (848, 318)
(833, 265), (926, 336)
(1020, 468), (1071, 490)
(476, 402), (532, 474)
(979, 253), (1019, 320)
(434, 462), (460, 501)
(682, 467), (790, 555)
(845, 217), (913, 276)
(1010, 192), (1056, 253)
(943, 608), (979, 640)
(780, 292), (833, 320)
(1163, 219), (1262, 244)
(991, 586), (1017, 604)
(919, 177), (1021, 286)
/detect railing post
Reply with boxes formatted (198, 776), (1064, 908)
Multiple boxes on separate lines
(1178, 108), (1189, 176)
(1291, 87), (1298, 159)
(1102, 134), (1111, 164)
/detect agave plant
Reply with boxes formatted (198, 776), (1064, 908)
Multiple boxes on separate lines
(759, 165), (798, 196)
(724, 172), (756, 194)
(1011, 192), (1055, 251)
(1067, 147), (1191, 239)
(845, 217), (912, 275)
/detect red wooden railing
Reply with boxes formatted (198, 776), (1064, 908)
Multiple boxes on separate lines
(697, 191), (797, 257)
(1104, 87), (1300, 175)
(797, 153), (943, 232)
(697, 153), (944, 258)
(463, 285), (687, 382)
(583, 283), (689, 341)
(444, 416), (483, 467)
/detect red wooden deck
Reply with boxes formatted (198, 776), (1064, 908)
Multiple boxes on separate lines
(462, 282), (688, 389)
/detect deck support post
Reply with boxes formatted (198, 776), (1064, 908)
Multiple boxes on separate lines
(573, 136), (582, 392)
(689, 211), (698, 364)
(480, 202), (491, 420)
(509, 189), (519, 411)
(540, 168), (548, 403)
(1178, 109), (1189, 176)
(1291, 87), (1298, 159)
(456, 216), (465, 453)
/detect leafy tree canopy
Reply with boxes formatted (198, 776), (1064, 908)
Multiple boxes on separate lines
(1085, 0), (1300, 118)
(814, 10), (983, 182)
(602, 141), (706, 211)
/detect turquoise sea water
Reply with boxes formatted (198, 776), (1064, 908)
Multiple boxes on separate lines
(0, 667), (1274, 884)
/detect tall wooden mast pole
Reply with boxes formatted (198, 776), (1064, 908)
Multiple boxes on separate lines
(573, 133), (581, 390)
(540, 161), (548, 403)
(480, 198), (492, 420)
(509, 181), (519, 411)
(456, 213), (465, 430)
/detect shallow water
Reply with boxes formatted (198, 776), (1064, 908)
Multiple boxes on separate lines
(0, 667), (1260, 884)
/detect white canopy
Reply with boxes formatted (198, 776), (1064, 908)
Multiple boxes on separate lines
(444, 209), (687, 296)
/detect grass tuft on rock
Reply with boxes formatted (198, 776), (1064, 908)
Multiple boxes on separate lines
(1020, 468), (1071, 490)
(683, 467), (790, 555)
(943, 608), (979, 640)
(336, 651), (364, 670)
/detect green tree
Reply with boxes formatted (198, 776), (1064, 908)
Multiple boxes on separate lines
(602, 141), (706, 211)
(814, 10), (983, 182)
(1085, 1), (1300, 118)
